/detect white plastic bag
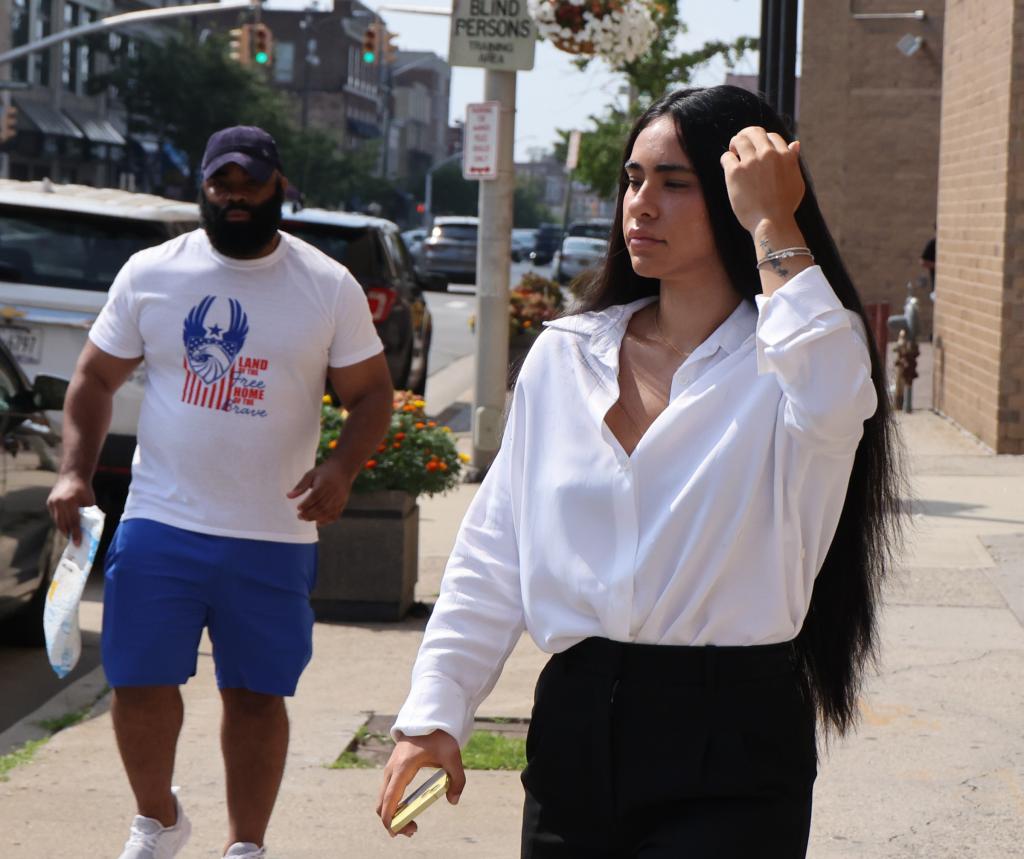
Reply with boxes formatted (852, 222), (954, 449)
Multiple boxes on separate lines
(43, 506), (105, 678)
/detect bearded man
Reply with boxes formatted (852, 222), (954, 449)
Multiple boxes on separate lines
(47, 126), (393, 859)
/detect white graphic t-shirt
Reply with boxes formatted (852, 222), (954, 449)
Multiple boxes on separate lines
(89, 229), (384, 543)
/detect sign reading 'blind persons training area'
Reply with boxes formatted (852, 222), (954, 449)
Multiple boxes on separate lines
(448, 0), (536, 71)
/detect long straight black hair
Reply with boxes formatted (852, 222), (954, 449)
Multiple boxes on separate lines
(575, 85), (906, 739)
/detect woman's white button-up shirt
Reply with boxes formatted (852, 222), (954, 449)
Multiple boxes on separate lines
(394, 266), (877, 746)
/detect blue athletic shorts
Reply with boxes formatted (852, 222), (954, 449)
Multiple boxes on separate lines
(101, 518), (318, 697)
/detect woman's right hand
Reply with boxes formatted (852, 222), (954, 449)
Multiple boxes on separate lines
(376, 729), (466, 838)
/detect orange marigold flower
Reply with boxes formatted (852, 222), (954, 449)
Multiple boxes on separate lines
(426, 461), (439, 472)
(394, 432), (406, 441)
(328, 439), (338, 449)
(378, 444), (386, 453)
(427, 421), (437, 427)
(403, 405), (415, 412)
(365, 459), (377, 469)
(393, 442), (402, 449)
(438, 462), (448, 471)
(415, 422), (426, 430)
(523, 320), (532, 328)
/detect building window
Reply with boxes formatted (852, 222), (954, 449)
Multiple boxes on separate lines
(273, 41), (295, 83)
(61, 2), (79, 92)
(32, 0), (53, 87)
(11, 0), (29, 82)
(79, 7), (95, 90)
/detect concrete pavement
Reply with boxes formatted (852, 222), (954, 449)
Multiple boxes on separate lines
(2, 346), (1023, 857)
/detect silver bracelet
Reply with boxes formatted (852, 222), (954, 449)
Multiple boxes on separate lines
(756, 247), (814, 269)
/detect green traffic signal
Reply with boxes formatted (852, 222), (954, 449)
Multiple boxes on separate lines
(362, 50), (376, 63)
(255, 51), (269, 64)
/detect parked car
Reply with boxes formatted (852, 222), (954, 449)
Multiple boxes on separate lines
(0, 179), (199, 514)
(281, 207), (432, 395)
(530, 222), (564, 266)
(553, 236), (609, 284)
(567, 218), (614, 241)
(421, 216), (478, 285)
(0, 350), (69, 646)
(511, 228), (536, 262)
(401, 228), (427, 262)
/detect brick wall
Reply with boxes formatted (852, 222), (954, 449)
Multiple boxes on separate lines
(799, 1), (944, 334)
(933, 0), (1024, 452)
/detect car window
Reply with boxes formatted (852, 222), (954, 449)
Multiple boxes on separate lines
(280, 222), (386, 285)
(563, 237), (607, 252)
(433, 224), (477, 242)
(384, 230), (416, 279)
(0, 207), (175, 292)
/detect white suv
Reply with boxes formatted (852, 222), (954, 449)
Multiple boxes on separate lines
(0, 179), (198, 505)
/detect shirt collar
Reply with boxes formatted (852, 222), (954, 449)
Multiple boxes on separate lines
(545, 294), (757, 360)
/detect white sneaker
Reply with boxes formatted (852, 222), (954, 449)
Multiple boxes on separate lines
(117, 791), (191, 859)
(224, 844), (266, 858)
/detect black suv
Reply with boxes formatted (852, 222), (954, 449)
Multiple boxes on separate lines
(281, 207), (434, 394)
(530, 222), (564, 266)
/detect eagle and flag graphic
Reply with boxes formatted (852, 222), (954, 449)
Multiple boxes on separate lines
(181, 296), (249, 410)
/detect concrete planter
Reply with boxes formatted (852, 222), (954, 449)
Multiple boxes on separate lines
(312, 490), (419, 622)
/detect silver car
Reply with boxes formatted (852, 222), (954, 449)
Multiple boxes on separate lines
(421, 216), (478, 286)
(553, 236), (608, 284)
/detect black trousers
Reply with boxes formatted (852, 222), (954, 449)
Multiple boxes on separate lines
(520, 637), (817, 859)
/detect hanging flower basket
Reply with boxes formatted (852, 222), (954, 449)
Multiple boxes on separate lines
(529, 0), (658, 66)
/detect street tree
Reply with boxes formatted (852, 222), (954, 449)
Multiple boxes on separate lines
(93, 28), (386, 208)
(553, 5), (757, 198)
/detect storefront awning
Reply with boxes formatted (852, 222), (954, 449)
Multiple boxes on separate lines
(63, 109), (126, 145)
(14, 99), (84, 138)
(346, 117), (381, 139)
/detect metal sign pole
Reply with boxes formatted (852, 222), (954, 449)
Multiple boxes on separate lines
(471, 69), (515, 472)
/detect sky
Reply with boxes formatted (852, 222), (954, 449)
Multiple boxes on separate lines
(360, 0), (773, 162)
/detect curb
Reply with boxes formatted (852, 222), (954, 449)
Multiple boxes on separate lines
(0, 664), (108, 756)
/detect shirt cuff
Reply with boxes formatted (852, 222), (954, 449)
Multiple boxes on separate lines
(392, 672), (474, 748)
(754, 265), (850, 349)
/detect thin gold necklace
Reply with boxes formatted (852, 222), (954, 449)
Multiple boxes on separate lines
(651, 307), (693, 359)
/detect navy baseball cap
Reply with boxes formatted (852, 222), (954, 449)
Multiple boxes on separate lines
(201, 126), (282, 183)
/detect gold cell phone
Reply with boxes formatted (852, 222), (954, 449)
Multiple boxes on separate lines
(389, 769), (450, 834)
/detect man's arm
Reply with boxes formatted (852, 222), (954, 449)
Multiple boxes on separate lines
(287, 352), (393, 525)
(47, 341), (142, 543)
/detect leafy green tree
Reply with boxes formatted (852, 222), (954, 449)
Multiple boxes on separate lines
(552, 5), (757, 197)
(93, 28), (389, 208)
(426, 165), (553, 227)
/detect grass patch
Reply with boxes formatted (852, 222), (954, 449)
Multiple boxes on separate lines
(0, 738), (48, 781)
(37, 705), (91, 735)
(0, 687), (110, 782)
(461, 731), (526, 771)
(329, 750), (376, 769)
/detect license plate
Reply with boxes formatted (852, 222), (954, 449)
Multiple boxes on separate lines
(0, 324), (44, 365)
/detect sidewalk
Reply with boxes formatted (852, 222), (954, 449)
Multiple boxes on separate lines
(2, 346), (1023, 857)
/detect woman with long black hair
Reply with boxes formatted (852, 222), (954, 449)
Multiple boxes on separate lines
(377, 85), (904, 857)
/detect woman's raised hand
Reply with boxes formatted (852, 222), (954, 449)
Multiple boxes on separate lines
(720, 126), (805, 235)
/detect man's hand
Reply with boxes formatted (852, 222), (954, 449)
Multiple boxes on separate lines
(377, 730), (466, 838)
(720, 126), (805, 235)
(47, 473), (96, 546)
(287, 458), (353, 525)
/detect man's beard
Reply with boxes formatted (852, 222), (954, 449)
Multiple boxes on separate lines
(199, 180), (284, 258)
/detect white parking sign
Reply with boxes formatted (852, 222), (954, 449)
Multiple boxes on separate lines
(463, 102), (501, 181)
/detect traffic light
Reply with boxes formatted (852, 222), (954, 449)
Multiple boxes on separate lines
(252, 23), (273, 67)
(382, 30), (398, 65)
(0, 105), (17, 144)
(228, 26), (251, 66)
(361, 24), (379, 64)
